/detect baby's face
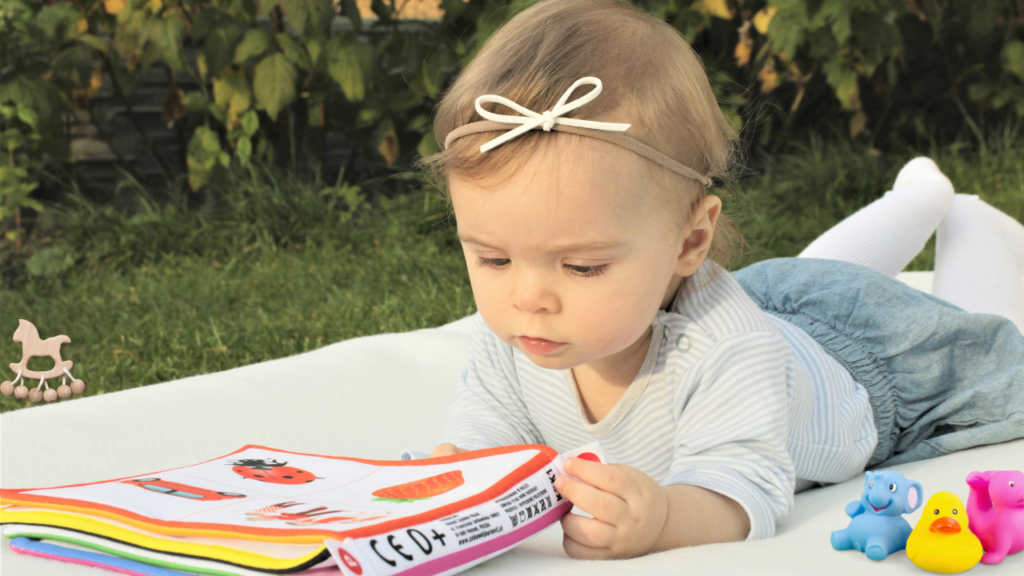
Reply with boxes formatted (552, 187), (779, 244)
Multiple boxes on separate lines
(449, 138), (690, 371)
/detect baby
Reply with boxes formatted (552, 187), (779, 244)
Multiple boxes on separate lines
(410, 0), (1024, 561)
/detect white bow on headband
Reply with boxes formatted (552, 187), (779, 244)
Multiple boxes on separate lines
(474, 77), (631, 153)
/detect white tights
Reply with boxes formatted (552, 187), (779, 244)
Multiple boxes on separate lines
(798, 157), (1024, 334)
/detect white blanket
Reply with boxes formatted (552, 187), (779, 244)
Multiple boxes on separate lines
(2, 272), (1022, 575)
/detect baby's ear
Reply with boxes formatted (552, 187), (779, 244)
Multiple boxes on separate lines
(674, 195), (722, 276)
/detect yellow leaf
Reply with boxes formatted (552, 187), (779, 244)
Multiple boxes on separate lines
(759, 69), (779, 93)
(378, 128), (399, 166)
(197, 54), (208, 80)
(735, 20), (753, 66)
(849, 110), (867, 138)
(702, 0), (734, 20)
(735, 38), (752, 66)
(753, 5), (778, 35)
(148, 0), (164, 13)
(77, 18), (88, 34)
(90, 70), (104, 92)
(759, 59), (780, 94)
(104, 0), (125, 15)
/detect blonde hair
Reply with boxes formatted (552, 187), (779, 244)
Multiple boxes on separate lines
(413, 0), (746, 268)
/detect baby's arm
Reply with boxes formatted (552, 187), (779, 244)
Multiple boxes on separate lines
(555, 456), (749, 559)
(429, 313), (544, 455)
(554, 330), (795, 558)
(660, 331), (797, 542)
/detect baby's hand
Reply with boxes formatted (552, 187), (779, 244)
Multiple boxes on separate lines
(428, 443), (466, 458)
(554, 457), (668, 560)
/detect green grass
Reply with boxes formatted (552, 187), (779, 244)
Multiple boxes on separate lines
(2, 134), (1022, 413)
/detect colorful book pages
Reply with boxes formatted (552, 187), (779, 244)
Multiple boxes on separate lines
(3, 527), (333, 576)
(2, 442), (607, 576)
(0, 508), (330, 573)
(1, 444), (561, 544)
(8, 536), (200, 576)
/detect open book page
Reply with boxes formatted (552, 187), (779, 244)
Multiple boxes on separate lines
(325, 442), (607, 576)
(0, 444), (565, 544)
(2, 441), (607, 576)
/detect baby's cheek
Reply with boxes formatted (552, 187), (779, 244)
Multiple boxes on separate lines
(579, 294), (652, 352)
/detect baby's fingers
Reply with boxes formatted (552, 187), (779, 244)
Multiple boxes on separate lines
(561, 512), (617, 550)
(554, 475), (627, 524)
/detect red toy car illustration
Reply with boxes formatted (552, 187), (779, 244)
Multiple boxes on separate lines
(228, 458), (321, 485)
(121, 478), (246, 501)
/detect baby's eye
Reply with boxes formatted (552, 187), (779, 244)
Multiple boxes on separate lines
(565, 264), (607, 278)
(475, 257), (510, 269)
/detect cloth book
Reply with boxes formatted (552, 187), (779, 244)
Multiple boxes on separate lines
(1, 442), (605, 576)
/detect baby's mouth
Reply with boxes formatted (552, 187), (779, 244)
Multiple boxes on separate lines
(517, 336), (567, 354)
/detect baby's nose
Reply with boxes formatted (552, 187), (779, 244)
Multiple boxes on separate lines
(512, 277), (558, 313)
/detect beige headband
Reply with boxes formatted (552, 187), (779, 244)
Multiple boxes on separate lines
(443, 76), (713, 188)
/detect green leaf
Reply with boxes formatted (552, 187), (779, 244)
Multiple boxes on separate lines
(280, 0), (333, 36)
(968, 82), (994, 103)
(991, 87), (1015, 110)
(306, 39), (323, 67)
(192, 7), (217, 40)
(187, 126), (222, 190)
(277, 33), (312, 71)
(205, 19), (241, 78)
(78, 34), (111, 54)
(184, 92), (208, 112)
(202, 129), (222, 152)
(370, 0), (393, 25)
(242, 110), (260, 136)
(226, 0), (258, 23)
(341, 0), (362, 32)
(16, 106), (38, 129)
(145, 15), (187, 71)
(440, 0), (465, 20)
(327, 38), (372, 102)
(213, 68), (252, 121)
(420, 50), (445, 99)
(417, 128), (438, 159)
(253, 53), (297, 121)
(26, 245), (76, 278)
(235, 29), (274, 64)
(767, 0), (808, 60)
(219, 151), (232, 167)
(236, 135), (253, 163)
(407, 114), (429, 131)
(811, 0), (853, 45)
(823, 57), (859, 110)
(1002, 41), (1024, 81)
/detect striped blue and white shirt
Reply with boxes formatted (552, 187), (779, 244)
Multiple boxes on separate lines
(438, 259), (878, 540)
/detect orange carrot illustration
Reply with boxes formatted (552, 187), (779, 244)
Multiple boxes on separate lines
(371, 470), (465, 503)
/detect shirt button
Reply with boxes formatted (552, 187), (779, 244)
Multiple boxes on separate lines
(676, 334), (691, 352)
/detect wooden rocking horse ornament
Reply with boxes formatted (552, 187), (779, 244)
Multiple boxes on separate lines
(2, 319), (85, 403)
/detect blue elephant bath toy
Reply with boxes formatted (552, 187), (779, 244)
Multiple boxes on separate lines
(831, 471), (924, 560)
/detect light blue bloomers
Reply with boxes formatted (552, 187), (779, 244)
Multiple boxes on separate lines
(733, 257), (1024, 468)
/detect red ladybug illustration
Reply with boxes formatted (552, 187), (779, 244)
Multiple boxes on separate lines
(228, 458), (321, 485)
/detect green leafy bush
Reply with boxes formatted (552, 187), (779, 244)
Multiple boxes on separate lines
(3, 0), (1023, 269)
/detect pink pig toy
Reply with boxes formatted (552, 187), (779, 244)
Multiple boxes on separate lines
(965, 470), (1024, 565)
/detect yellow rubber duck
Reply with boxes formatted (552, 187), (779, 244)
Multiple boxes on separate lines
(907, 492), (983, 573)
